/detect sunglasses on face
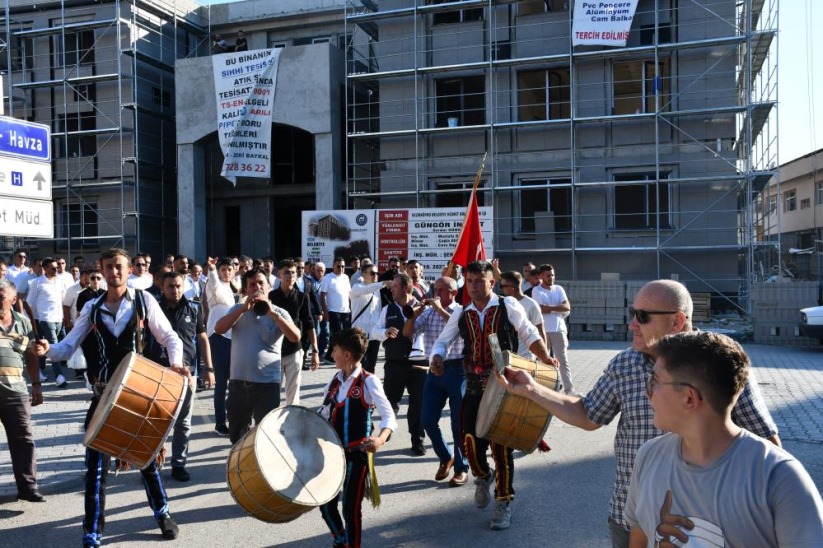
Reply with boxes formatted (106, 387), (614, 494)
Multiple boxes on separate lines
(89, 276), (103, 281)
(628, 307), (679, 324)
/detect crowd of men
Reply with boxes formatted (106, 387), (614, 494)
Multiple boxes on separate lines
(0, 247), (821, 547)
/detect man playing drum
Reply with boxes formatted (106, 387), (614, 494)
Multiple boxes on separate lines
(430, 260), (555, 530)
(34, 248), (186, 547)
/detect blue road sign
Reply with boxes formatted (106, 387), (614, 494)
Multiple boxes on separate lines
(11, 172), (23, 186)
(0, 116), (51, 162)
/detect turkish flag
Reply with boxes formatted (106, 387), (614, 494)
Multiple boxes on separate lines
(449, 188), (487, 304)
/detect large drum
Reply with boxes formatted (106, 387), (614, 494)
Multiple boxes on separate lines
(227, 406), (346, 523)
(84, 353), (188, 468)
(476, 337), (560, 452)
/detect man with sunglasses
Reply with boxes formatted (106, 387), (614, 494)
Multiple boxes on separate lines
(127, 254), (153, 290)
(26, 257), (69, 387)
(625, 332), (822, 547)
(497, 279), (779, 548)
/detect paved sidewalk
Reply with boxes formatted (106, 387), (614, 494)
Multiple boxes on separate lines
(2, 342), (822, 498)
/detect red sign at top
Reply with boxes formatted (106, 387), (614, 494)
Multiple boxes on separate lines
(379, 210), (408, 221)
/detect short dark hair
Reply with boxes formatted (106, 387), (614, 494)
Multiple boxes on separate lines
(465, 260), (493, 276)
(242, 268), (268, 289)
(406, 259), (421, 267)
(653, 331), (750, 416)
(537, 264), (555, 274)
(394, 272), (412, 288)
(500, 271), (522, 286)
(216, 257), (234, 268)
(388, 256), (399, 263)
(101, 248), (130, 263)
(173, 254), (189, 262)
(347, 255), (360, 264)
(41, 256), (56, 267)
(161, 271), (184, 284)
(132, 254), (148, 265)
(332, 328), (368, 362)
(278, 259), (296, 270)
(293, 256), (304, 263)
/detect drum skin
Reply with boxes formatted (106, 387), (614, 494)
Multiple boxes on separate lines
(476, 352), (560, 453)
(83, 352), (188, 468)
(227, 405), (346, 523)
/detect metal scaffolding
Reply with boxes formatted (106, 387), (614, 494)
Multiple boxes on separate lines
(1, 0), (209, 259)
(344, 0), (779, 312)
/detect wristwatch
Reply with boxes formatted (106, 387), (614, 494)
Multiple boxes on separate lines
(206, 367), (215, 373)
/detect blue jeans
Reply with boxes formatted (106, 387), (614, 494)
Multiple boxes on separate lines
(420, 359), (467, 473)
(171, 386), (194, 468)
(316, 319), (330, 358)
(37, 321), (65, 377)
(209, 333), (231, 425)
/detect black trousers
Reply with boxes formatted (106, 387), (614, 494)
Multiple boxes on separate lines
(325, 312), (351, 358)
(320, 449), (369, 548)
(226, 379), (280, 444)
(82, 399), (169, 546)
(461, 393), (515, 501)
(0, 392), (37, 493)
(360, 340), (381, 374)
(383, 359), (426, 444)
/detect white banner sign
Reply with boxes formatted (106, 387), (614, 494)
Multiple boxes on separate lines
(212, 49), (281, 184)
(572, 0), (640, 47)
(302, 210), (376, 268)
(0, 196), (54, 238)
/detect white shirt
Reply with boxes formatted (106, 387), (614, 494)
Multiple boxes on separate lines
(430, 294), (541, 359)
(206, 268), (236, 338)
(7, 266), (31, 294)
(350, 281), (385, 334)
(62, 282), (85, 323)
(26, 275), (65, 322)
(517, 295), (543, 357)
(48, 287), (183, 366)
(370, 300), (426, 361)
(183, 275), (199, 300)
(127, 274), (153, 290)
(531, 284), (569, 333)
(322, 367), (398, 433)
(320, 272), (351, 313)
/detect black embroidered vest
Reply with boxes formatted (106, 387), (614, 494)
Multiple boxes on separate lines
(458, 300), (518, 394)
(81, 290), (147, 384)
(325, 371), (374, 449)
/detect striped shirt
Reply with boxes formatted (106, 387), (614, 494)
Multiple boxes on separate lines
(581, 347), (779, 530)
(0, 312), (35, 395)
(412, 302), (464, 361)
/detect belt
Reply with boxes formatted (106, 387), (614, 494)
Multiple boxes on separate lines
(229, 379), (274, 387)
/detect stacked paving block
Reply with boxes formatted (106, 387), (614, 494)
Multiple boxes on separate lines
(565, 280), (628, 342)
(751, 282), (821, 346)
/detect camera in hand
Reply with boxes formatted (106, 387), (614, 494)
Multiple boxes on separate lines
(253, 299), (270, 317)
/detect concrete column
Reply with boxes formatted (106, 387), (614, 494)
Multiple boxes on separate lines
(177, 142), (207, 260)
(315, 132), (340, 210)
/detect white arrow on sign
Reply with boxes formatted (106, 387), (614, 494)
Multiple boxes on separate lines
(0, 157), (52, 200)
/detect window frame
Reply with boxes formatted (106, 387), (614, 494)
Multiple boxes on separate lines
(435, 75), (486, 127)
(816, 181), (823, 205)
(429, 178), (487, 209)
(783, 189), (797, 212)
(613, 58), (671, 115)
(517, 67), (571, 121)
(57, 201), (99, 248)
(516, 176), (573, 237)
(612, 171), (673, 230)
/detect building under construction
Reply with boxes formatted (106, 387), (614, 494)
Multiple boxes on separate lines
(344, 0), (779, 308)
(0, 0), (209, 259)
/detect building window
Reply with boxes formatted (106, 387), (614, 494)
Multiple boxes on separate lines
(639, 23), (672, 45)
(152, 88), (171, 107)
(613, 172), (671, 229)
(613, 59), (670, 114)
(58, 30), (95, 66)
(518, 0), (570, 15)
(270, 41), (287, 49)
(767, 195), (776, 215)
(55, 113), (96, 158)
(518, 178), (572, 235)
(73, 83), (95, 103)
(783, 190), (796, 212)
(432, 179), (486, 208)
(294, 36), (329, 46)
(429, 0), (484, 24)
(11, 32), (34, 71)
(518, 68), (571, 121)
(800, 198), (811, 210)
(435, 76), (485, 127)
(58, 202), (98, 246)
(817, 181), (823, 205)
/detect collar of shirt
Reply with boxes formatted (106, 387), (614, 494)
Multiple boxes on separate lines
(464, 292), (501, 314)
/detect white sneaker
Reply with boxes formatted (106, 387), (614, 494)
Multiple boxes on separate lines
(490, 501), (511, 530)
(55, 374), (67, 388)
(38, 371), (47, 382)
(474, 469), (495, 509)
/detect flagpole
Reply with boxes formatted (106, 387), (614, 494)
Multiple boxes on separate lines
(444, 151), (487, 278)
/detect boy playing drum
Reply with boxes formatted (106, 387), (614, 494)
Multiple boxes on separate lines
(319, 328), (396, 548)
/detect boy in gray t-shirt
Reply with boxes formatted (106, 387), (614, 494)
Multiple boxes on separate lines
(625, 332), (823, 547)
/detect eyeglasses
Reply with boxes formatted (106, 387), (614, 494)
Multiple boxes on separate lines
(232, 262), (239, 266)
(628, 307), (679, 325)
(134, 262), (147, 267)
(89, 276), (103, 281)
(645, 373), (702, 400)
(499, 283), (515, 289)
